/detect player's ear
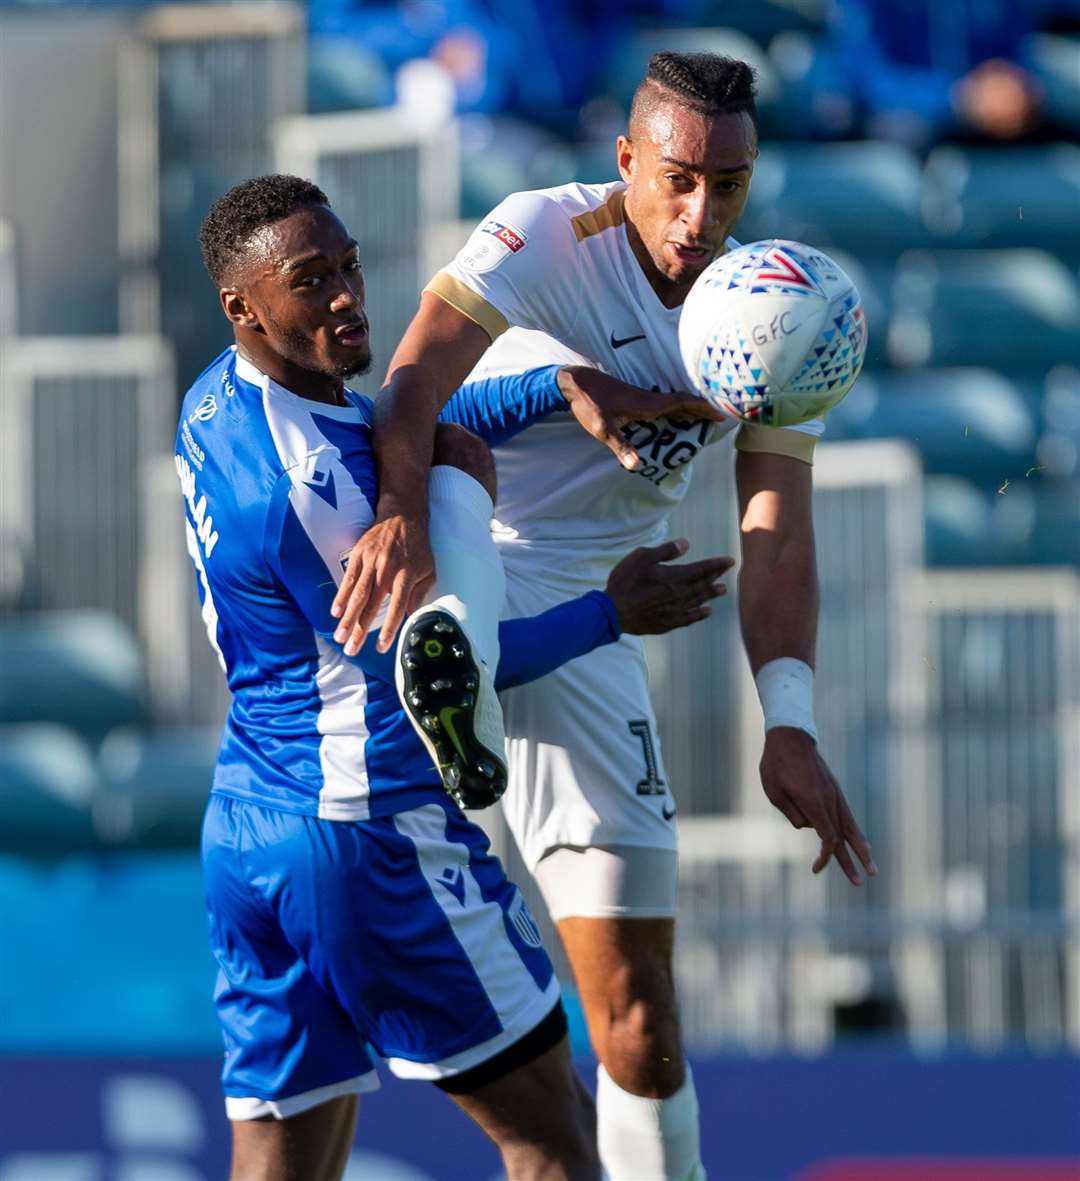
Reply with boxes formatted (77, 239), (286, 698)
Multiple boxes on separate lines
(616, 135), (635, 184)
(221, 288), (258, 329)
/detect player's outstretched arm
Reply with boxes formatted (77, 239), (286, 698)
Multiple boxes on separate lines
(735, 449), (877, 886)
(496, 538), (734, 690)
(331, 292), (493, 655)
(556, 366), (727, 471)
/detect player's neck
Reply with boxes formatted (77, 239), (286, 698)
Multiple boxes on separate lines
(236, 342), (346, 407)
(622, 208), (692, 310)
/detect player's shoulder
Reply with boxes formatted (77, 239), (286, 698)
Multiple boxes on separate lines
(490, 180), (625, 237)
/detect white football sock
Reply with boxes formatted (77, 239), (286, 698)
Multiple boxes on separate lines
(424, 465), (504, 673)
(597, 1064), (706, 1181)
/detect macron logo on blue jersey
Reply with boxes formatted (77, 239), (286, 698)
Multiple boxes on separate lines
(303, 467), (337, 510)
(435, 866), (466, 905)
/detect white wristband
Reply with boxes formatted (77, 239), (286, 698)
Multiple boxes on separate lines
(754, 657), (818, 742)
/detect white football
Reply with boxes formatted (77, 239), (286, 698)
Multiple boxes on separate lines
(678, 239), (867, 427)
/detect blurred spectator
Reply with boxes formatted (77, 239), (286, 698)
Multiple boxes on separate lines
(308, 0), (616, 128)
(828, 0), (1066, 148)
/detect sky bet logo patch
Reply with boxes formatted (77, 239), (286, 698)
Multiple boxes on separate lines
(482, 220), (527, 252)
(459, 218), (529, 273)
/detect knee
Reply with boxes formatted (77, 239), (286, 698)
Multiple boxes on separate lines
(433, 422), (497, 502)
(601, 965), (684, 1098)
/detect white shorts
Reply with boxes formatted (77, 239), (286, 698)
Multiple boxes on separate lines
(499, 569), (679, 915)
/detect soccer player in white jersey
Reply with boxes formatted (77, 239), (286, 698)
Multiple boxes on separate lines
(334, 53), (877, 1181)
(184, 175), (732, 1181)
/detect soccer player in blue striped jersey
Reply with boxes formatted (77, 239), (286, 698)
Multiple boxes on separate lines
(182, 174), (731, 1180)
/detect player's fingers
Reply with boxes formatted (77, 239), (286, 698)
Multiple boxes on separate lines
(832, 838), (863, 886)
(668, 555), (736, 578)
(595, 411), (643, 470)
(332, 547), (365, 618)
(405, 571), (434, 620)
(374, 570), (413, 654)
(638, 538), (690, 565)
(665, 393), (730, 421)
(334, 561), (379, 643)
(664, 604), (713, 630)
(839, 795), (877, 877)
(341, 564), (394, 655)
(812, 838), (836, 875)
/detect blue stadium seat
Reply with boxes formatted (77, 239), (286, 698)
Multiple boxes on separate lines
(923, 144), (1080, 254)
(0, 724), (101, 855)
(698, 0), (826, 45)
(95, 728), (219, 850)
(888, 250), (1080, 375)
(740, 141), (925, 257)
(827, 368), (1041, 484)
(0, 611), (147, 744)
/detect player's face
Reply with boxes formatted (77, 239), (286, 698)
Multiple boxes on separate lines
(237, 205), (372, 382)
(619, 105), (757, 303)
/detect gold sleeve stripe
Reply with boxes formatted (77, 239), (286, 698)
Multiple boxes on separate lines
(734, 423), (817, 465)
(571, 189), (626, 242)
(424, 273), (509, 342)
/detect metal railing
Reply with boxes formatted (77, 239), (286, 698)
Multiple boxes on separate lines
(119, 2), (305, 391)
(0, 336), (174, 643)
(275, 108), (461, 398)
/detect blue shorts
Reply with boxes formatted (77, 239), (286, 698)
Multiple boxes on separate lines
(202, 793), (559, 1119)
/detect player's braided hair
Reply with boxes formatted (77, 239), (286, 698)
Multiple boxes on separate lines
(631, 52), (757, 130)
(199, 173), (331, 285)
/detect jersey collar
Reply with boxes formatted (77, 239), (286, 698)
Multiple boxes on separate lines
(233, 349), (366, 422)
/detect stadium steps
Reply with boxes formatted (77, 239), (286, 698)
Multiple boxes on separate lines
(0, 610), (148, 745)
(887, 249), (1080, 375)
(923, 143), (1080, 255)
(94, 727), (219, 850)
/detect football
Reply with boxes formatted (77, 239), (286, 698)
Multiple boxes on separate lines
(678, 239), (867, 427)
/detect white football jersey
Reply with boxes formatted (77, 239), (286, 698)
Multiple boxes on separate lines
(427, 181), (823, 588)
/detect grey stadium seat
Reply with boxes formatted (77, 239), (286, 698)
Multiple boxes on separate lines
(0, 610), (147, 745)
(923, 144), (1080, 254)
(0, 723), (101, 855)
(888, 250), (1080, 375)
(95, 727), (219, 850)
(740, 141), (925, 257)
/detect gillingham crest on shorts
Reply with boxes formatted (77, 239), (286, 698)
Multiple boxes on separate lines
(508, 891), (544, 949)
(678, 240), (867, 427)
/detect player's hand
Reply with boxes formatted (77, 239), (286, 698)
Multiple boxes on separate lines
(759, 728), (876, 886)
(331, 513), (435, 655)
(556, 365), (728, 472)
(605, 538), (735, 635)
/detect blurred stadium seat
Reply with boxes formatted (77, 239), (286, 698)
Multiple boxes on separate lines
(923, 144), (1080, 254)
(0, 611), (147, 744)
(1029, 33), (1080, 133)
(604, 27), (783, 123)
(0, 724), (101, 856)
(741, 141), (925, 255)
(888, 249), (1080, 373)
(923, 475), (1004, 565)
(95, 727), (219, 850)
(829, 368), (1041, 480)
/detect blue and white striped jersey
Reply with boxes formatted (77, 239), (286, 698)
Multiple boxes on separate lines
(177, 347), (444, 821)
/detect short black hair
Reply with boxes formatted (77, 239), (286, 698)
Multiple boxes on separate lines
(199, 174), (330, 285)
(630, 52), (757, 131)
